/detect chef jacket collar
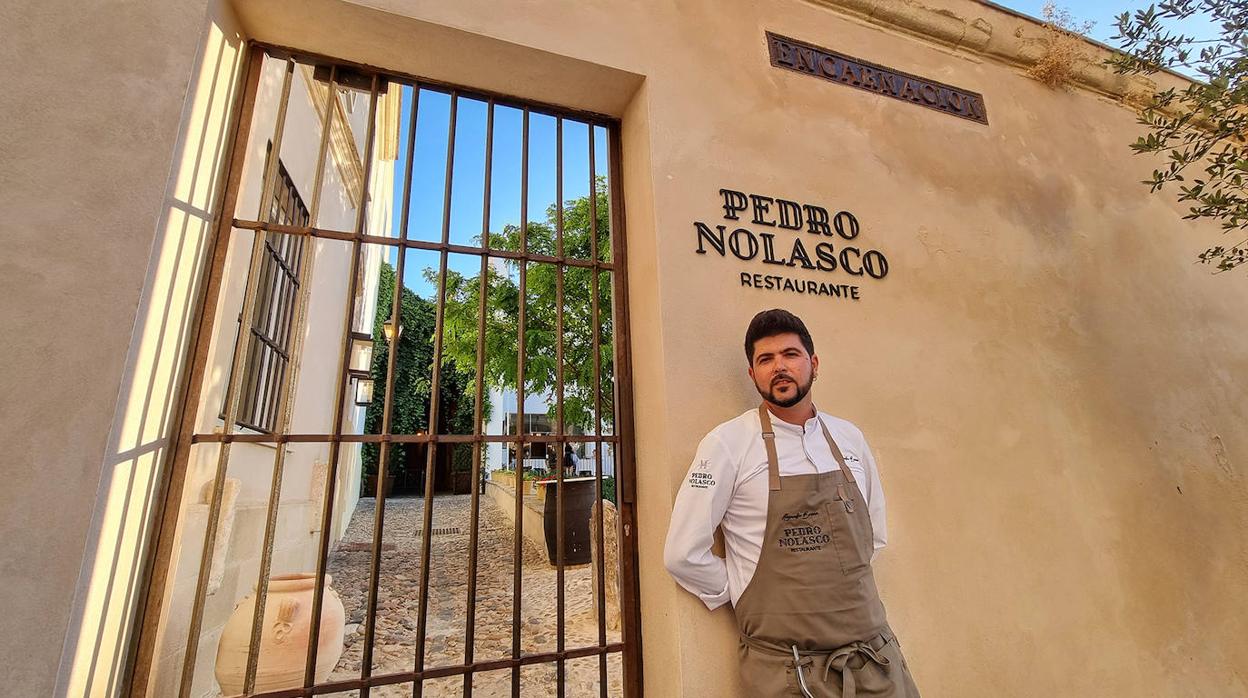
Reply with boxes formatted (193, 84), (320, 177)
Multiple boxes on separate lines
(761, 404), (822, 433)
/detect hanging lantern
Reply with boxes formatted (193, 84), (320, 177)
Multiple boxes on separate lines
(349, 331), (373, 374)
(353, 377), (375, 407)
(383, 317), (402, 343)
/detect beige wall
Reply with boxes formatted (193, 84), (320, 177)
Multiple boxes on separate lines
(6, 0), (1245, 695)
(0, 0), (216, 695)
(233, 1), (1248, 695)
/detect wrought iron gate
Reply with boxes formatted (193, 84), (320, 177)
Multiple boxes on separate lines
(129, 44), (640, 698)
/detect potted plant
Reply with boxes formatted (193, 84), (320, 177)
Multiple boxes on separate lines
(451, 445), (474, 495)
(361, 468), (397, 499)
(522, 468), (547, 496)
(490, 467), (516, 490)
(360, 445), (398, 498)
(534, 476), (556, 503)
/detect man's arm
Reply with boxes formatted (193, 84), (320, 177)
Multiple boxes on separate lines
(663, 431), (735, 610)
(860, 436), (888, 558)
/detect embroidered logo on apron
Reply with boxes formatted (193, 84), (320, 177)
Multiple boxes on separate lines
(777, 509), (832, 553)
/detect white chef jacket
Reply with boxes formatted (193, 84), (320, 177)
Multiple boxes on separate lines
(663, 406), (887, 610)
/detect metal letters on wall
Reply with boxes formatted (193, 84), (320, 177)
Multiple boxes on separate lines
(693, 189), (891, 303)
(766, 31), (988, 125)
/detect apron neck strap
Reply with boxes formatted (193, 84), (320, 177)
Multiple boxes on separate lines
(758, 404), (858, 492)
(818, 417), (857, 486)
(758, 405), (783, 491)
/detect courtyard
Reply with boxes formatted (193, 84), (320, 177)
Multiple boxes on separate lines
(325, 494), (623, 696)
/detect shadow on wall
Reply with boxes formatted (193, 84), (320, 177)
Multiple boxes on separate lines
(57, 13), (247, 698)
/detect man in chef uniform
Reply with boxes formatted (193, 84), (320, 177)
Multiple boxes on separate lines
(664, 309), (920, 697)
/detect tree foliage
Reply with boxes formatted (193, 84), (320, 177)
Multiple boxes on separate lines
(360, 262), (478, 476)
(1109, 0), (1248, 270)
(360, 183), (614, 480)
(435, 182), (615, 435)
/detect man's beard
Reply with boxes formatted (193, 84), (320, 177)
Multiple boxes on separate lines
(756, 373), (813, 408)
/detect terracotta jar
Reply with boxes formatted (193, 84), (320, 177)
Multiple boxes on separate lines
(214, 573), (345, 696)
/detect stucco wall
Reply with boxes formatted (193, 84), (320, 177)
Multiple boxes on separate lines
(240, 1), (1247, 696)
(8, 0), (1246, 695)
(0, 0), (215, 695)
(636, 6), (1248, 694)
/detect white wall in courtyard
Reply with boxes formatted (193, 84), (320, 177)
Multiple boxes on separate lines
(145, 43), (395, 698)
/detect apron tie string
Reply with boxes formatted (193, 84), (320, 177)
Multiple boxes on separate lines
(741, 632), (892, 698)
(822, 640), (890, 698)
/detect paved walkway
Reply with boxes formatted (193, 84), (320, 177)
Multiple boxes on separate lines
(326, 494), (622, 696)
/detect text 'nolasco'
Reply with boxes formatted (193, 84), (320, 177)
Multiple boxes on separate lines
(694, 189), (890, 302)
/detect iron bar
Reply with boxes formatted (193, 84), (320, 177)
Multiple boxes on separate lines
(124, 43), (265, 698)
(264, 234), (300, 280)
(261, 42), (615, 128)
(462, 97), (494, 698)
(241, 239), (275, 426)
(554, 115), (567, 698)
(176, 55), (297, 698)
(607, 122), (643, 698)
(242, 269), (309, 684)
(360, 78), (419, 698)
(588, 124), (609, 698)
(250, 644), (628, 698)
(244, 329), (289, 360)
(301, 73), (381, 693)
(242, 59), (341, 696)
(191, 432), (618, 445)
(253, 237), (298, 429)
(412, 89), (458, 698)
(510, 107), (529, 698)
(230, 219), (615, 270)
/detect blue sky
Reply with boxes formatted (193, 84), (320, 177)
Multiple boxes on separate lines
(999, 1), (1145, 43)
(386, 87), (609, 297)
(998, 0), (1218, 49)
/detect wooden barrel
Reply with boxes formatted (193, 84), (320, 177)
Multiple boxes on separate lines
(542, 477), (596, 565)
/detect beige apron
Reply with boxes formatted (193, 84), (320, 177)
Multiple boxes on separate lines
(734, 405), (921, 698)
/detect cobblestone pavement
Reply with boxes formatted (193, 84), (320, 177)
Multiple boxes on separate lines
(326, 495), (623, 697)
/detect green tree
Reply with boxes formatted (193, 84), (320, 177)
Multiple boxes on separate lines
(360, 262), (479, 476)
(1109, 0), (1248, 270)
(435, 181), (615, 435)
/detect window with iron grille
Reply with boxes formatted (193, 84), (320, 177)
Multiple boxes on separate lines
(224, 154), (309, 433)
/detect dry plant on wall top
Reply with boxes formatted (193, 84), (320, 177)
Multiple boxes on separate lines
(1026, 2), (1097, 89)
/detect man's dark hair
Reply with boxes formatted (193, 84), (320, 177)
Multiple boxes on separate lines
(744, 309), (815, 363)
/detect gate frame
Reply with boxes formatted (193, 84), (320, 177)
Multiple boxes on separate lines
(124, 40), (643, 698)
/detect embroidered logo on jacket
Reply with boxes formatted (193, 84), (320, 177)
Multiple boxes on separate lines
(688, 460), (716, 489)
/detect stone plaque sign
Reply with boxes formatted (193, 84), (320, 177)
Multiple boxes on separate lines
(766, 31), (988, 124)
